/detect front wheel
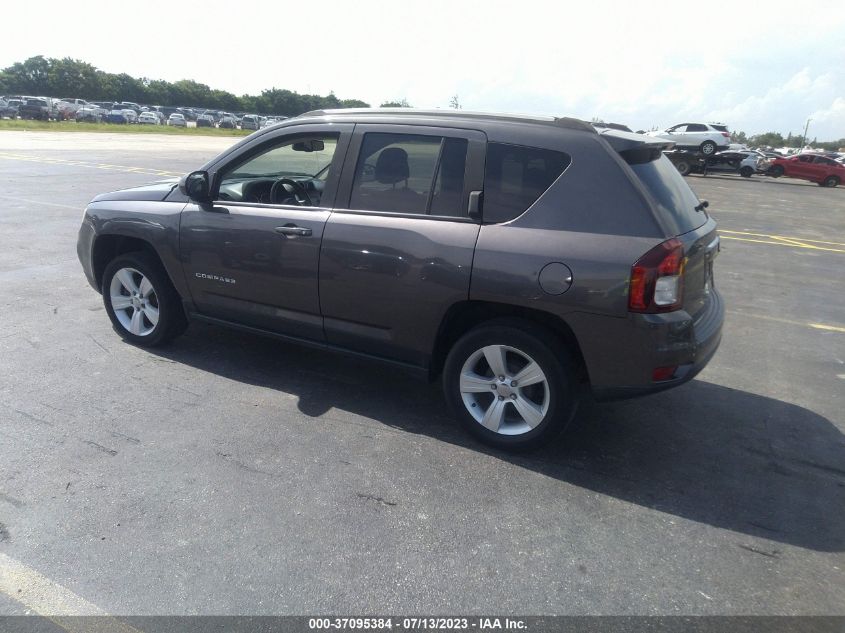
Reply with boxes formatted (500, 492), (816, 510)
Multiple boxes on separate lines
(740, 166), (754, 178)
(443, 320), (580, 451)
(102, 251), (187, 347)
(769, 165), (785, 178)
(700, 141), (717, 155)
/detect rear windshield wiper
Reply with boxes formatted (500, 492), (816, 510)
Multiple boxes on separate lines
(694, 200), (709, 212)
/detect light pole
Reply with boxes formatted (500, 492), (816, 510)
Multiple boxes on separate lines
(802, 118), (812, 148)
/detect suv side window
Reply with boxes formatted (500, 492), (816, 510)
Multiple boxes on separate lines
(216, 133), (339, 206)
(482, 143), (571, 224)
(350, 133), (469, 216)
(686, 124), (708, 132)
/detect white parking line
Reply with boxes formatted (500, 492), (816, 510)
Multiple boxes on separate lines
(0, 552), (141, 633)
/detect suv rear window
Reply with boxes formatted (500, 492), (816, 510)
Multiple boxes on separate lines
(629, 155), (707, 235)
(711, 124), (729, 132)
(483, 143), (571, 223)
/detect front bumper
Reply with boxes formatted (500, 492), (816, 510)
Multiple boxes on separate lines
(77, 215), (99, 292)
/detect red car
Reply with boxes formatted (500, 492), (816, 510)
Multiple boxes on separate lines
(768, 153), (845, 187)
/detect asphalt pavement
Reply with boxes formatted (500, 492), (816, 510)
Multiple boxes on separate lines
(0, 132), (843, 616)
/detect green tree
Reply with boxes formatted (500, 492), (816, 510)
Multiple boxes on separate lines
(381, 99), (411, 107)
(0, 55), (370, 115)
(2, 55), (51, 94)
(747, 132), (785, 148)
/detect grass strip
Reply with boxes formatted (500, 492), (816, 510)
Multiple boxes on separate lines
(0, 119), (251, 137)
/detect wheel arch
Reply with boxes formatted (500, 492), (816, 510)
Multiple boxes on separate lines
(92, 234), (164, 290)
(430, 300), (590, 385)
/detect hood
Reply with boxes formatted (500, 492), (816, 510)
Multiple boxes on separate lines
(91, 179), (179, 203)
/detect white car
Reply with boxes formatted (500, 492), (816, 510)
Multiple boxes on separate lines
(167, 113), (187, 127)
(138, 111), (160, 125)
(647, 123), (731, 156)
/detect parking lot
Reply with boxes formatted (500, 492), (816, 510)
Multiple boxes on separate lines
(0, 131), (843, 615)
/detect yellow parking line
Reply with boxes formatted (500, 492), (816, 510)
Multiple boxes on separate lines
(0, 153), (180, 178)
(728, 310), (845, 333)
(719, 230), (845, 247)
(0, 552), (142, 633)
(810, 323), (845, 333)
(719, 235), (845, 254)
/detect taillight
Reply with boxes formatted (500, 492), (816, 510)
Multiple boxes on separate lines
(721, 132), (730, 138)
(652, 366), (678, 382)
(628, 238), (685, 313)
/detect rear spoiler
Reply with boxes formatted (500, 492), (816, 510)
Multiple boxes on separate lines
(596, 128), (675, 164)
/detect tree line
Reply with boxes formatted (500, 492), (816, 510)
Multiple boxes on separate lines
(0, 56), (371, 116)
(730, 130), (844, 152)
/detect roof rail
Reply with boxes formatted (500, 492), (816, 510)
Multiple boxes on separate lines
(297, 108), (595, 133)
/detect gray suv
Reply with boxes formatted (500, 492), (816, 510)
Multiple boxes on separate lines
(77, 109), (723, 450)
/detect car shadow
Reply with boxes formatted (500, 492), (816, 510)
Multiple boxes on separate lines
(149, 322), (845, 553)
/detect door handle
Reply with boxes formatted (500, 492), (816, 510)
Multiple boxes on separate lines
(274, 225), (312, 237)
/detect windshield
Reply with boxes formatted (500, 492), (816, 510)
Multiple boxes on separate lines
(630, 155), (707, 235)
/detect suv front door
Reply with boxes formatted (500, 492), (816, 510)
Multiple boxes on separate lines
(319, 124), (486, 367)
(180, 124), (353, 340)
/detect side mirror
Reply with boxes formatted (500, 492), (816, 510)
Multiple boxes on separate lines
(179, 171), (211, 203)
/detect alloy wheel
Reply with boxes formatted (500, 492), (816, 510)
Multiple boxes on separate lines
(459, 345), (550, 436)
(109, 267), (160, 336)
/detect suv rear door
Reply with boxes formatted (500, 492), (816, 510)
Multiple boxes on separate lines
(319, 124), (486, 367)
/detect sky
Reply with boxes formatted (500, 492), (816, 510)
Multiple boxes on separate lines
(2, 0), (844, 140)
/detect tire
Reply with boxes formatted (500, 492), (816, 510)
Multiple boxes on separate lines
(675, 160), (691, 176)
(769, 165), (784, 178)
(822, 175), (840, 188)
(101, 251), (187, 347)
(740, 166), (754, 178)
(442, 319), (580, 451)
(700, 141), (717, 155)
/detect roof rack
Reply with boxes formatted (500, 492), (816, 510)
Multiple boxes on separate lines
(297, 108), (595, 133)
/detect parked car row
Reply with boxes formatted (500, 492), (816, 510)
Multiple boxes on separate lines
(0, 94), (288, 131)
(664, 146), (844, 187)
(629, 120), (845, 188)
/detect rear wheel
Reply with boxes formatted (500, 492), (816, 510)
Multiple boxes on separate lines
(700, 141), (717, 155)
(443, 319), (580, 451)
(675, 160), (691, 176)
(822, 175), (840, 188)
(102, 251), (187, 347)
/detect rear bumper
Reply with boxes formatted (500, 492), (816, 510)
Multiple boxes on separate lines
(576, 288), (724, 401)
